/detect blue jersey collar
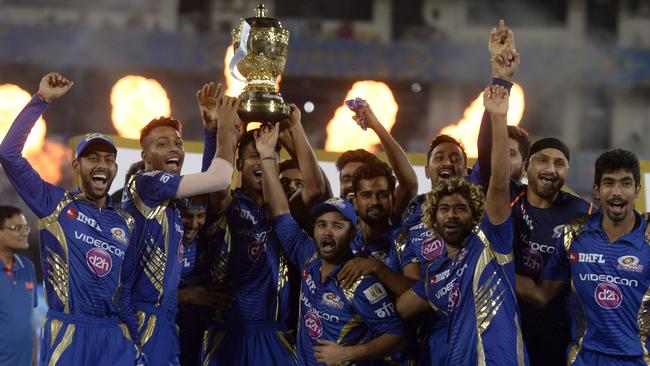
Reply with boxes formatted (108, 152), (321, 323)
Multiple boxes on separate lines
(584, 211), (647, 249)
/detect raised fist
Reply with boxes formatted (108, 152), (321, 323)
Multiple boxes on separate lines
(37, 72), (73, 102)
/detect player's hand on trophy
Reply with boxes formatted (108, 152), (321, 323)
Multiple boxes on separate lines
(37, 72), (73, 103)
(196, 82), (219, 132)
(254, 122), (280, 159)
(483, 85), (509, 117)
(281, 103), (301, 129)
(489, 19), (519, 82)
(314, 340), (350, 366)
(337, 257), (380, 289)
(215, 83), (243, 139)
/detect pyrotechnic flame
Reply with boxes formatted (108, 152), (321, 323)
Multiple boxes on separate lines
(324, 81), (398, 153)
(224, 45), (282, 98)
(0, 84), (46, 155)
(440, 83), (525, 158)
(0, 84), (70, 184)
(111, 75), (171, 139)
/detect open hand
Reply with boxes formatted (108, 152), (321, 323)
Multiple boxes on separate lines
(314, 340), (349, 366)
(37, 72), (73, 102)
(197, 82), (220, 132)
(337, 257), (379, 288)
(483, 85), (509, 117)
(215, 85), (243, 139)
(254, 123), (280, 159)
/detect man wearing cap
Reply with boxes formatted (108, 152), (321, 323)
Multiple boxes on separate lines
(255, 123), (406, 365)
(0, 206), (37, 366)
(0, 73), (139, 365)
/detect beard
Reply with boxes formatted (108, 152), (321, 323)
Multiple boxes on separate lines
(360, 205), (390, 226)
(435, 219), (473, 248)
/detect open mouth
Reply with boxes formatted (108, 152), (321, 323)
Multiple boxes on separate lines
(165, 156), (181, 172)
(608, 200), (627, 214)
(91, 171), (108, 188)
(438, 167), (454, 179)
(538, 175), (557, 189)
(254, 169), (262, 179)
(320, 237), (336, 254)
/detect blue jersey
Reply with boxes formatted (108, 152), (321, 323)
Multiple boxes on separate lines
(446, 216), (528, 366)
(542, 212), (650, 361)
(206, 189), (292, 325)
(118, 169), (183, 346)
(273, 213), (405, 366)
(398, 221), (447, 273)
(180, 240), (198, 282)
(0, 95), (133, 318)
(351, 224), (402, 272)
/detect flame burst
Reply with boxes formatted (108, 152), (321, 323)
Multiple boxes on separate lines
(324, 81), (398, 153)
(0, 84), (70, 184)
(440, 83), (525, 158)
(111, 75), (171, 139)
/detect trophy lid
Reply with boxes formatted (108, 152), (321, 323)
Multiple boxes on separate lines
(245, 3), (282, 28)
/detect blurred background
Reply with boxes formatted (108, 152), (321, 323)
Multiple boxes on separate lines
(1, 0), (649, 285)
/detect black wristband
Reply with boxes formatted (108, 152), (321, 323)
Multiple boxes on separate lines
(491, 78), (513, 91)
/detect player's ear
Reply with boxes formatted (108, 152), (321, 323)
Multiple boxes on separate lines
(72, 158), (81, 174)
(236, 158), (243, 171)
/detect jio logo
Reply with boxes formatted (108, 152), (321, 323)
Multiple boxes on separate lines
(303, 311), (323, 339)
(595, 282), (622, 309)
(86, 248), (112, 277)
(421, 236), (444, 261)
(447, 283), (461, 311)
(248, 240), (266, 264)
(521, 248), (543, 277)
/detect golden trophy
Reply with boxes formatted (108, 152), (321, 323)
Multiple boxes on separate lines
(231, 3), (290, 123)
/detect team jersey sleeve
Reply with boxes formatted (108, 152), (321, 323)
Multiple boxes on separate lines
(410, 277), (427, 300)
(133, 170), (182, 205)
(0, 95), (65, 218)
(541, 234), (571, 282)
(272, 213), (317, 269)
(480, 214), (514, 255)
(399, 230), (420, 270)
(201, 128), (216, 172)
(352, 277), (405, 337)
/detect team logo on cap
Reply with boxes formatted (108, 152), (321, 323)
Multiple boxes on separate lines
(321, 293), (344, 309)
(521, 248), (543, 277)
(86, 248), (112, 277)
(325, 197), (346, 209)
(111, 227), (127, 245)
(83, 132), (105, 142)
(421, 236), (444, 261)
(617, 255), (643, 273)
(304, 311), (323, 339)
(594, 282), (622, 309)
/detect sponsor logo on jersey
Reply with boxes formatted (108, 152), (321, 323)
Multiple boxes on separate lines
(421, 236), (444, 261)
(111, 227), (127, 245)
(374, 302), (396, 318)
(570, 251), (605, 264)
(304, 270), (316, 293)
(552, 224), (565, 239)
(371, 251), (390, 266)
(617, 255), (643, 273)
(236, 207), (258, 225)
(578, 273), (638, 287)
(66, 207), (78, 219)
(74, 231), (124, 258)
(430, 268), (451, 285)
(67, 208), (102, 232)
(447, 282), (461, 311)
(301, 293), (340, 323)
(521, 248), (543, 277)
(363, 283), (388, 304)
(524, 239), (555, 254)
(594, 282), (622, 309)
(321, 293), (344, 309)
(247, 240), (266, 264)
(178, 239), (184, 262)
(86, 248), (112, 277)
(304, 311), (323, 339)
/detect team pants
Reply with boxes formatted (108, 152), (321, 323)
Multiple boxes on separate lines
(40, 310), (135, 366)
(201, 321), (297, 366)
(569, 348), (648, 366)
(136, 303), (181, 366)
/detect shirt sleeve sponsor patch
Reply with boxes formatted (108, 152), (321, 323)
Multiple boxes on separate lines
(363, 282), (388, 304)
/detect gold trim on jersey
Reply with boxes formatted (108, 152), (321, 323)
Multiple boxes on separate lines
(45, 246), (70, 312)
(637, 287), (650, 363)
(475, 228), (512, 265)
(342, 276), (364, 303)
(567, 281), (587, 365)
(49, 318), (63, 346)
(140, 314), (157, 346)
(394, 230), (408, 263)
(475, 272), (506, 334)
(277, 330), (297, 360)
(48, 323), (75, 366)
(119, 323), (132, 341)
(202, 330), (225, 366)
(337, 315), (362, 344)
(562, 217), (588, 253)
(141, 239), (166, 296)
(515, 313), (526, 365)
(275, 252), (289, 321)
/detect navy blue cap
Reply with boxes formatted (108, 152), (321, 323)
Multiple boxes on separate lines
(76, 133), (117, 158)
(310, 197), (357, 226)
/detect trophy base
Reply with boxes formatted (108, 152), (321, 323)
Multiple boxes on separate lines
(238, 89), (291, 123)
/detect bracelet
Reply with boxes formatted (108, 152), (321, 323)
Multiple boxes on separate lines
(491, 78), (513, 91)
(261, 156), (277, 162)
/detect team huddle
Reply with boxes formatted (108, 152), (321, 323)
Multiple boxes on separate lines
(1, 20), (649, 366)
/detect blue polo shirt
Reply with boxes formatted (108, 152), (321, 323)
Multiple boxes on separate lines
(0, 254), (37, 366)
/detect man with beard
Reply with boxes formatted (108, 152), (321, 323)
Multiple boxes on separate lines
(197, 83), (326, 365)
(257, 123), (406, 365)
(0, 73), (139, 365)
(396, 84), (527, 366)
(335, 101), (418, 219)
(517, 149), (650, 366)
(117, 84), (235, 364)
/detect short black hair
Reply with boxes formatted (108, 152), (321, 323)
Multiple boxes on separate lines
(426, 135), (467, 165)
(0, 206), (22, 228)
(279, 159), (299, 174)
(508, 125), (531, 161)
(352, 161), (397, 194)
(236, 130), (280, 161)
(139, 117), (183, 148)
(124, 160), (145, 185)
(335, 149), (381, 172)
(594, 149), (640, 187)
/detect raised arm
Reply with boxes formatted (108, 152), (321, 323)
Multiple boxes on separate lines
(0, 72), (72, 218)
(515, 275), (565, 309)
(256, 123), (289, 218)
(483, 85), (510, 224)
(349, 101), (418, 217)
